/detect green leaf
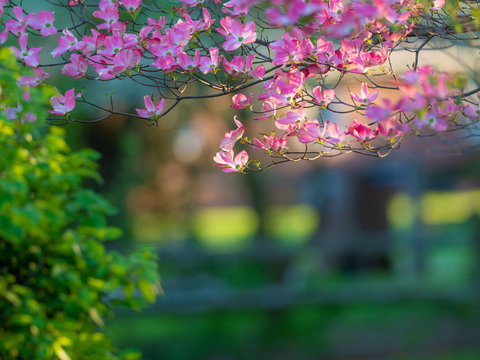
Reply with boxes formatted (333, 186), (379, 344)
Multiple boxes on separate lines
(138, 279), (156, 303)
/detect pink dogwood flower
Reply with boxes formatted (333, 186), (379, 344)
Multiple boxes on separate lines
(377, 117), (410, 137)
(17, 69), (51, 87)
(0, 0), (9, 17)
(253, 134), (288, 152)
(51, 29), (78, 58)
(199, 47), (220, 74)
(231, 93), (253, 109)
(49, 88), (81, 116)
(275, 108), (306, 131)
(121, 0), (142, 12)
(30, 11), (57, 37)
(123, 26), (152, 48)
(464, 104), (480, 120)
(297, 119), (328, 143)
(136, 95), (165, 119)
(11, 34), (42, 68)
(5, 7), (35, 36)
(99, 0), (118, 10)
(312, 87), (335, 107)
(111, 48), (142, 75)
(216, 17), (256, 51)
(148, 17), (167, 30)
(0, 28), (8, 44)
(270, 33), (312, 65)
(177, 50), (201, 71)
(213, 149), (249, 173)
(348, 119), (377, 141)
(222, 54), (260, 77)
(97, 33), (125, 57)
(350, 83), (378, 104)
(431, 0), (445, 11)
(93, 5), (120, 31)
(325, 122), (346, 144)
(4, 103), (37, 123)
(62, 54), (88, 79)
(223, 0), (260, 17)
(416, 106), (449, 132)
(219, 116), (245, 151)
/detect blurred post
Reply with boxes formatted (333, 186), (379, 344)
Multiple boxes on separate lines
(409, 160), (426, 276)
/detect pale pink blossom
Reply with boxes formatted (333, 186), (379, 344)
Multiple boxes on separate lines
(10, 34), (42, 68)
(123, 26), (152, 48)
(254, 100), (276, 121)
(223, 0), (261, 17)
(312, 87), (335, 107)
(231, 93), (252, 109)
(97, 33), (125, 57)
(377, 118), (410, 137)
(30, 11), (57, 37)
(270, 33), (313, 65)
(253, 134), (288, 152)
(121, 0), (142, 12)
(88, 55), (114, 79)
(136, 95), (165, 119)
(216, 17), (256, 51)
(219, 117), (245, 151)
(213, 149), (249, 173)
(275, 108), (306, 131)
(464, 104), (480, 120)
(325, 122), (346, 144)
(177, 50), (201, 71)
(49, 88), (81, 116)
(4, 103), (37, 123)
(0, 0), (8, 17)
(17, 69), (51, 87)
(431, 0), (445, 11)
(111, 48), (142, 75)
(151, 55), (178, 73)
(51, 29), (78, 58)
(365, 101), (394, 123)
(350, 83), (378, 104)
(5, 7), (35, 36)
(0, 28), (8, 44)
(222, 54), (256, 76)
(93, 5), (119, 31)
(148, 17), (166, 31)
(99, 0), (118, 10)
(199, 47), (220, 74)
(62, 54), (88, 79)
(297, 119), (328, 143)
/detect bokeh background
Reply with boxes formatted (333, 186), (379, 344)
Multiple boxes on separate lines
(62, 80), (480, 360)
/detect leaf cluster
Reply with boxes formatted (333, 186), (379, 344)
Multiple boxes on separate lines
(0, 49), (160, 360)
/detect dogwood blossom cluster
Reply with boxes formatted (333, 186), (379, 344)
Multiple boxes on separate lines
(1, 0), (479, 172)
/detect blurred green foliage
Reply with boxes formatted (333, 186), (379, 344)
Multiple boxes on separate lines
(0, 49), (160, 360)
(108, 302), (480, 360)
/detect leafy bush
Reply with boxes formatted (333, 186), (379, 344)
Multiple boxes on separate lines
(0, 49), (160, 360)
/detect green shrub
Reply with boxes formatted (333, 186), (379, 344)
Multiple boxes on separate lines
(0, 50), (160, 360)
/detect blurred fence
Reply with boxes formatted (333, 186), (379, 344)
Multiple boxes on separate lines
(116, 216), (480, 314)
